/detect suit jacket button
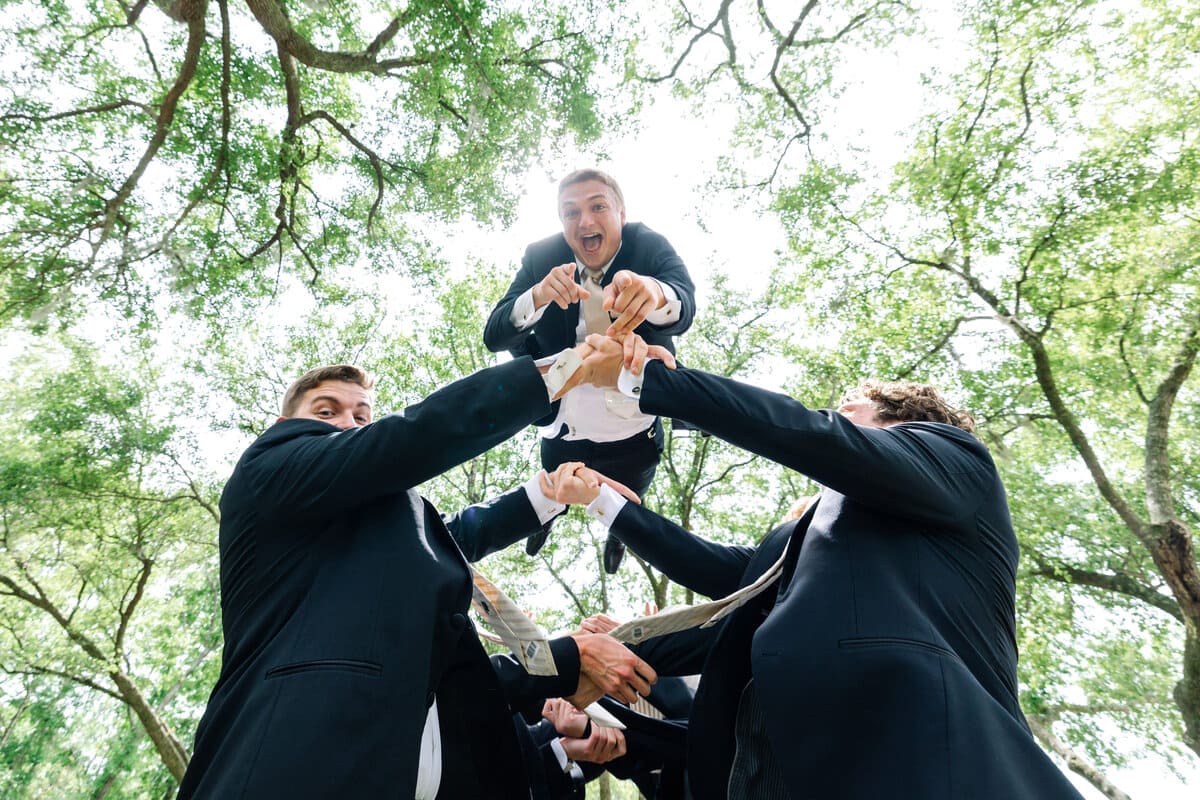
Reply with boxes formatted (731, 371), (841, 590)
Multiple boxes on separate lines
(449, 613), (467, 630)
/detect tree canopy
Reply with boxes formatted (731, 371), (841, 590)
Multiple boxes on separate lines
(2, 0), (1198, 797)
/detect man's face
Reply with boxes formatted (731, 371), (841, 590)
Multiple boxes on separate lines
(284, 380), (373, 430)
(558, 179), (626, 270)
(837, 394), (887, 428)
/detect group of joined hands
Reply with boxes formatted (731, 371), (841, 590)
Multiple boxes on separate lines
(525, 270), (683, 763)
(538, 593), (659, 767)
(527, 455), (668, 765)
(549, 329), (678, 402)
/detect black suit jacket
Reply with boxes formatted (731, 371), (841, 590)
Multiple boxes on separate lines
(617, 362), (1085, 800)
(484, 222), (695, 426)
(179, 358), (582, 799)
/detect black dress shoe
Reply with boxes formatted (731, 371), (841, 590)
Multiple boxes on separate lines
(602, 536), (626, 574)
(526, 522), (553, 556)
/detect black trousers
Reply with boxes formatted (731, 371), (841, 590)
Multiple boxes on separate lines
(539, 418), (664, 497)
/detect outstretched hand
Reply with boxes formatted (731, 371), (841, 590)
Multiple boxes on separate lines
(549, 332), (676, 402)
(561, 726), (627, 765)
(542, 698), (589, 739)
(603, 270), (664, 337)
(617, 332), (676, 375)
(574, 612), (623, 636)
(571, 633), (657, 706)
(539, 461), (641, 507)
(532, 263), (587, 310)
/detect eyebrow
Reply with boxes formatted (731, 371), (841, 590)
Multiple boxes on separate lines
(309, 395), (373, 411)
(562, 193), (609, 207)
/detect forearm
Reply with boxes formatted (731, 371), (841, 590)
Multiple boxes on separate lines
(491, 637), (583, 711)
(630, 623), (720, 677)
(445, 479), (556, 562)
(247, 358), (551, 522)
(636, 362), (990, 523)
(609, 501), (752, 599)
(484, 295), (530, 353)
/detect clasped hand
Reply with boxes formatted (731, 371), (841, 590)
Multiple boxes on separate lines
(551, 332), (676, 402)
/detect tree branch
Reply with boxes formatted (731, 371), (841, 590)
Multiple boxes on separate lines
(243, 0), (437, 75)
(1026, 715), (1132, 800)
(95, 0), (208, 255)
(1025, 551), (1182, 622)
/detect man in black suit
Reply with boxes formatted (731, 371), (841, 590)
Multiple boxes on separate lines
(484, 169), (696, 573)
(178, 360), (657, 799)
(553, 335), (1085, 799)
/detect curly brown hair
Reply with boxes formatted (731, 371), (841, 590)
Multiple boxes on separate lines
(280, 364), (374, 417)
(845, 380), (976, 433)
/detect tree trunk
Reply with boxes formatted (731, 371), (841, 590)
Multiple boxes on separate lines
(111, 670), (190, 783)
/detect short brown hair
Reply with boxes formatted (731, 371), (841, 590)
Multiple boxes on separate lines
(281, 364), (374, 417)
(558, 168), (625, 210)
(847, 380), (976, 433)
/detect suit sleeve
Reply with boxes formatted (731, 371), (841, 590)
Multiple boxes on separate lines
(633, 229), (695, 338)
(629, 622), (721, 677)
(484, 244), (554, 355)
(244, 357), (550, 525)
(443, 486), (545, 562)
(610, 502), (754, 599)
(490, 636), (584, 711)
(637, 362), (996, 528)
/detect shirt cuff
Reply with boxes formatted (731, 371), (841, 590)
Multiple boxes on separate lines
(616, 363), (647, 401)
(549, 737), (570, 770)
(643, 280), (681, 325)
(585, 484), (629, 528)
(549, 739), (586, 779)
(523, 475), (566, 525)
(510, 287), (549, 330)
(538, 347), (584, 401)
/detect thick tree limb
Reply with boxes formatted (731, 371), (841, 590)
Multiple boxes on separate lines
(163, 0), (233, 242)
(1026, 715), (1132, 800)
(95, 0), (208, 255)
(243, 0), (435, 75)
(1026, 551), (1183, 622)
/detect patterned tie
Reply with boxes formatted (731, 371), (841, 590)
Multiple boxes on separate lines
(471, 569), (558, 675)
(579, 267), (609, 335)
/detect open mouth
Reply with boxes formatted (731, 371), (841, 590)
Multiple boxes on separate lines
(581, 233), (603, 252)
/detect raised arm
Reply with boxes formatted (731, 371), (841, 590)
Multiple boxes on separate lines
(629, 228), (695, 338)
(540, 461), (752, 599)
(484, 243), (561, 355)
(244, 357), (550, 524)
(637, 362), (995, 528)
(611, 502), (754, 600)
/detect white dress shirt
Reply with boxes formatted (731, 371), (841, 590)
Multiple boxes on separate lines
(509, 254), (681, 443)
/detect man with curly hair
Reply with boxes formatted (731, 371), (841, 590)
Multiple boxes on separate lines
(547, 335), (1084, 799)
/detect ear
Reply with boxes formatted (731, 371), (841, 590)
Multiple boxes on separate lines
(619, 205), (626, 225)
(276, 415), (288, 423)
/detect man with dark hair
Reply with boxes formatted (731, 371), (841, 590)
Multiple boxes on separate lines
(551, 336), (1085, 799)
(484, 169), (696, 573)
(179, 359), (657, 799)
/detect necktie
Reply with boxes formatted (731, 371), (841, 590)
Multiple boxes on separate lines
(579, 267), (609, 335)
(471, 569), (558, 675)
(607, 546), (790, 644)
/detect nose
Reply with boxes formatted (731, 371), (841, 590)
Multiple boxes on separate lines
(333, 412), (358, 430)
